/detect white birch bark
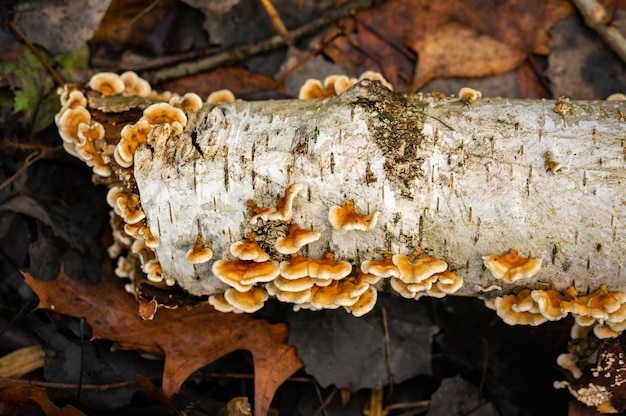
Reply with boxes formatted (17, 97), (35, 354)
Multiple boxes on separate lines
(122, 81), (626, 297)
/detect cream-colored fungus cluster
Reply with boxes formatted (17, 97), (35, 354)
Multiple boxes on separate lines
(492, 285), (626, 339)
(298, 70), (393, 99)
(207, 183), (386, 316)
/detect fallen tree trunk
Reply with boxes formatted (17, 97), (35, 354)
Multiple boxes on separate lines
(59, 78), (626, 309)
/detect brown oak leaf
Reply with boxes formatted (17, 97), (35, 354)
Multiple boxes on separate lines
(24, 269), (302, 416)
(0, 382), (86, 416)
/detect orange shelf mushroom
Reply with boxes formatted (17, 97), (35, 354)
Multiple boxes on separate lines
(482, 249), (542, 283)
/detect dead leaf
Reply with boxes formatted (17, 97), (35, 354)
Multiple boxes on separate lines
(324, 0), (573, 91)
(24, 269), (303, 416)
(11, 0), (112, 54)
(287, 293), (434, 390)
(0, 382), (86, 416)
(427, 376), (499, 416)
(159, 66), (287, 101)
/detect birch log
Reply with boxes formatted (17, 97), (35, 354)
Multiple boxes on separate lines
(82, 80), (626, 300)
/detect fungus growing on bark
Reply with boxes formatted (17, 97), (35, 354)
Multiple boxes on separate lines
(170, 92), (203, 114)
(531, 289), (568, 321)
(545, 151), (563, 173)
(207, 89), (235, 103)
(209, 293), (243, 313)
(224, 287), (269, 313)
(434, 271), (464, 294)
(212, 259), (280, 291)
(482, 249), (542, 283)
(275, 224), (320, 254)
(57, 106), (91, 153)
(392, 254), (448, 284)
(494, 290), (548, 326)
(346, 286), (378, 317)
(76, 120), (110, 176)
(361, 255), (400, 279)
(250, 182), (303, 224)
(114, 192), (146, 225)
(279, 254), (312, 279)
(308, 253), (352, 281)
(185, 234), (213, 264)
(298, 72), (392, 99)
(120, 71), (151, 97)
(141, 102), (187, 133)
(230, 233), (270, 262)
(328, 200), (379, 234)
(89, 72), (125, 96)
(115, 119), (153, 168)
(458, 87), (482, 105)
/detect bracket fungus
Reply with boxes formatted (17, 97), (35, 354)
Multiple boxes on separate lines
(482, 249), (542, 283)
(328, 200), (379, 234)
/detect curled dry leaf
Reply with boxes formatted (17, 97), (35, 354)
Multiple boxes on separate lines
(23, 269), (302, 416)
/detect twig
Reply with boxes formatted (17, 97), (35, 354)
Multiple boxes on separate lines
(143, 0), (377, 84)
(0, 147), (59, 193)
(381, 307), (394, 396)
(8, 21), (65, 86)
(260, 0), (290, 43)
(273, 27), (345, 88)
(0, 375), (159, 390)
(571, 0), (626, 64)
(313, 386), (337, 416)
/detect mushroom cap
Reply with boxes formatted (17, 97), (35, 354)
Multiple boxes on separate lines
(334, 276), (370, 306)
(435, 271), (464, 294)
(531, 289), (568, 321)
(358, 71), (393, 91)
(207, 89), (235, 103)
(273, 275), (314, 292)
(58, 106), (91, 144)
(390, 277), (416, 299)
(346, 286), (378, 317)
(209, 294), (243, 313)
(212, 259), (279, 290)
(142, 102), (187, 129)
(458, 87), (482, 105)
(392, 254), (448, 284)
(298, 79), (326, 99)
(308, 253), (352, 280)
(186, 235), (213, 264)
(250, 182), (303, 224)
(361, 258), (400, 278)
(116, 192), (146, 225)
(482, 250), (542, 283)
(170, 92), (203, 113)
(116, 119), (153, 167)
(224, 287), (268, 313)
(267, 281), (313, 304)
(426, 285), (447, 298)
(279, 254), (311, 279)
(142, 259), (164, 283)
(230, 238), (270, 262)
(310, 282), (341, 309)
(494, 290), (548, 326)
(89, 72), (125, 96)
(328, 200), (379, 234)
(275, 224), (320, 255)
(594, 324), (620, 339)
(120, 71), (152, 97)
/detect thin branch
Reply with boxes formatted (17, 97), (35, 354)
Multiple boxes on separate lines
(0, 146), (59, 193)
(382, 307), (394, 397)
(8, 21), (65, 86)
(571, 0), (626, 64)
(143, 0), (377, 84)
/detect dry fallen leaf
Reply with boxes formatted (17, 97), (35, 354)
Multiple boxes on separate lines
(0, 382), (86, 416)
(24, 269), (302, 416)
(324, 0), (573, 91)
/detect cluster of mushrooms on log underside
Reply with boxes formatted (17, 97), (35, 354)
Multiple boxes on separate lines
(54, 70), (626, 413)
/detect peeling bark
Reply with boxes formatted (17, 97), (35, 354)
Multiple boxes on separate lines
(85, 81), (626, 299)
